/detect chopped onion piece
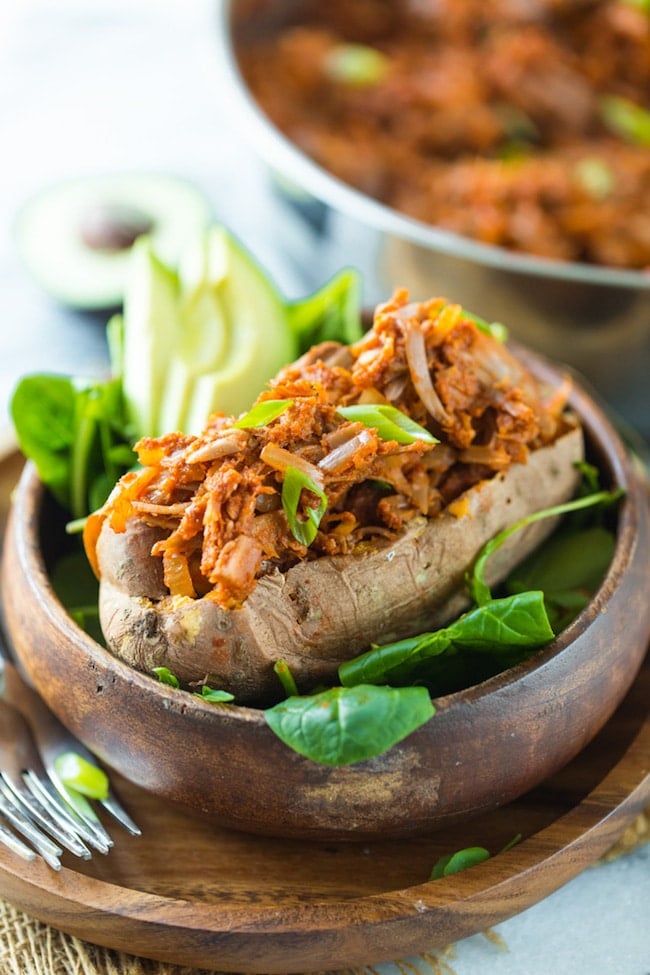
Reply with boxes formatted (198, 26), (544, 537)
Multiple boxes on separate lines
(261, 442), (325, 489)
(402, 320), (449, 425)
(319, 429), (373, 473)
(188, 430), (249, 464)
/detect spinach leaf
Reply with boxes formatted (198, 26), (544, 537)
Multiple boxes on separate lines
(339, 591), (553, 688)
(339, 631), (451, 687)
(10, 375), (77, 506)
(50, 546), (104, 644)
(264, 684), (435, 765)
(467, 487), (622, 607)
(546, 521), (617, 589)
(11, 373), (135, 520)
(286, 267), (363, 354)
(446, 591), (553, 648)
(506, 524), (616, 631)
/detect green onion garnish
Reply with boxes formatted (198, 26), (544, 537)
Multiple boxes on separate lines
(461, 308), (508, 343)
(193, 686), (235, 703)
(282, 466), (328, 546)
(234, 399), (293, 429)
(53, 751), (109, 801)
(324, 43), (389, 87)
(274, 659), (299, 697)
(600, 95), (650, 146)
(574, 158), (614, 199)
(337, 404), (438, 445)
(430, 846), (491, 880)
(152, 666), (180, 688)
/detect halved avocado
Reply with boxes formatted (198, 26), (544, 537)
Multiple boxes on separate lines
(14, 173), (212, 310)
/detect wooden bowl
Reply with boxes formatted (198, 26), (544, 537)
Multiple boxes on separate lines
(2, 351), (649, 841)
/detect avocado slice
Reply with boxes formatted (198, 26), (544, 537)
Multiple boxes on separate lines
(119, 239), (183, 438)
(14, 174), (212, 310)
(172, 227), (298, 434)
(117, 227), (299, 437)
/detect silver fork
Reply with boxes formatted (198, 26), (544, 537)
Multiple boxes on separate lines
(0, 639), (140, 870)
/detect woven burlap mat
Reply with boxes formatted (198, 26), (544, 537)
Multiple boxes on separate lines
(0, 810), (646, 975)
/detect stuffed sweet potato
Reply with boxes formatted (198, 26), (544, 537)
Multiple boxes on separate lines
(85, 291), (583, 703)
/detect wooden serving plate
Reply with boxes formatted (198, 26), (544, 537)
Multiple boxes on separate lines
(0, 440), (648, 972)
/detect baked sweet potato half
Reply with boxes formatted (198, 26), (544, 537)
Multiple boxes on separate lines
(86, 291), (583, 703)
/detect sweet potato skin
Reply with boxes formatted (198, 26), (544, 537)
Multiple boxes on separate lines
(98, 425), (584, 702)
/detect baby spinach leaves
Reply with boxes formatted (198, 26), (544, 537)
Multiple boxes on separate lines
(339, 591), (553, 689)
(506, 525), (616, 631)
(339, 482), (620, 698)
(153, 668), (235, 704)
(466, 487), (621, 608)
(264, 684), (435, 766)
(49, 546), (104, 644)
(286, 267), (363, 354)
(11, 373), (135, 520)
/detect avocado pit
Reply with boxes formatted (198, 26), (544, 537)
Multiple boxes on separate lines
(79, 202), (155, 253)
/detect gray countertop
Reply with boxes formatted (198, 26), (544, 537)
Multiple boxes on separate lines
(0, 2), (648, 973)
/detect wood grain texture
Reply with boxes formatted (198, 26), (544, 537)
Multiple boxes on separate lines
(2, 351), (649, 842)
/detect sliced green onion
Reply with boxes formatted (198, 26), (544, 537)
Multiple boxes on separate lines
(193, 686), (235, 703)
(152, 666), (180, 688)
(500, 833), (522, 854)
(324, 43), (389, 87)
(430, 846), (491, 880)
(274, 659), (299, 697)
(461, 308), (508, 343)
(233, 399), (293, 429)
(574, 158), (614, 199)
(600, 95), (650, 146)
(53, 751), (109, 801)
(337, 404), (438, 445)
(282, 466), (328, 546)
